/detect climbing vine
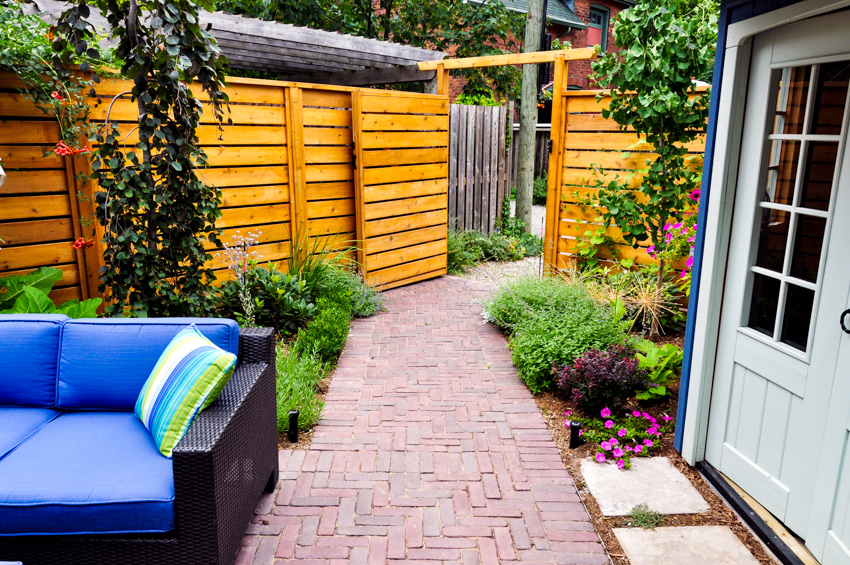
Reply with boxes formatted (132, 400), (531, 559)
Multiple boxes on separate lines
(53, 0), (230, 317)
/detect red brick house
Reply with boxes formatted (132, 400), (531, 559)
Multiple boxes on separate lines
(457, 0), (633, 98)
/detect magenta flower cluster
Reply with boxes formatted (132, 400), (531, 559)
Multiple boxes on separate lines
(583, 407), (674, 470)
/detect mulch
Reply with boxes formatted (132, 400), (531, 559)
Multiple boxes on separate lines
(534, 332), (777, 564)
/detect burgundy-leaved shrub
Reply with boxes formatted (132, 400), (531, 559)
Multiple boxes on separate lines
(554, 345), (648, 411)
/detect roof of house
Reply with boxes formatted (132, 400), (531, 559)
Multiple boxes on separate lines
(469, 0), (587, 29)
(28, 0), (446, 76)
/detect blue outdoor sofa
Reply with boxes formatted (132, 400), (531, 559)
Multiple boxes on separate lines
(0, 315), (278, 565)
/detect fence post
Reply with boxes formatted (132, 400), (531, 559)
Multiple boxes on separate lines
(351, 90), (367, 269)
(285, 86), (308, 253)
(448, 104), (459, 226)
(456, 105), (467, 230)
(544, 54), (568, 271)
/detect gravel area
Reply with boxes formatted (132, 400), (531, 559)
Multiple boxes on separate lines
(455, 256), (543, 289)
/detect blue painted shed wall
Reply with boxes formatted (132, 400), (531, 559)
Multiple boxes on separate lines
(674, 0), (807, 451)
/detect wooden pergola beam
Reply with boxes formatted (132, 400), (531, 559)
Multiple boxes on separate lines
(417, 48), (596, 71)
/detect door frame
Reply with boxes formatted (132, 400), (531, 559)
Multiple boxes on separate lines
(680, 0), (850, 465)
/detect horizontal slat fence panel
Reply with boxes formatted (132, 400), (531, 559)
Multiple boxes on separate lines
(546, 88), (707, 270)
(1, 69), (450, 300)
(447, 102), (513, 234)
(0, 72), (87, 303)
(357, 91), (449, 290)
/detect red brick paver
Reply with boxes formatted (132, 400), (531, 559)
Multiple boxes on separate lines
(241, 277), (608, 564)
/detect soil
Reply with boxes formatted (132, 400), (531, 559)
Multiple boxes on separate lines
(534, 336), (778, 564)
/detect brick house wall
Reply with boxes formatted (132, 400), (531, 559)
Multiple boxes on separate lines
(447, 0), (630, 100)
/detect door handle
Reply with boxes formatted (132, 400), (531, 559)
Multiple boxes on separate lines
(842, 309), (850, 334)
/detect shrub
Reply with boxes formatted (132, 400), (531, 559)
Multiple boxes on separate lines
(287, 230), (351, 297)
(447, 229), (484, 274)
(484, 276), (600, 332)
(315, 266), (383, 318)
(555, 345), (648, 411)
(292, 299), (352, 363)
(275, 346), (326, 433)
(498, 214), (543, 257)
(216, 264), (317, 335)
(532, 175), (548, 206)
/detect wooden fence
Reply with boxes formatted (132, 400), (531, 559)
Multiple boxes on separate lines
(508, 123), (551, 184)
(0, 71), (448, 302)
(544, 88), (707, 270)
(447, 103), (513, 235)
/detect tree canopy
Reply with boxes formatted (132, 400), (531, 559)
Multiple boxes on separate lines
(214, 0), (525, 97)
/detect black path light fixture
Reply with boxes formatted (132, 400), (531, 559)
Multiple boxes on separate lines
(288, 410), (300, 443)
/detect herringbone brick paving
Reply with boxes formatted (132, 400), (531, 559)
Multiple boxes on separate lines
(240, 276), (608, 564)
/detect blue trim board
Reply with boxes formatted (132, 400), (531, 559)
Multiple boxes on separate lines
(673, 3), (729, 452)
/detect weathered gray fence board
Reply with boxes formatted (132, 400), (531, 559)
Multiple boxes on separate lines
(447, 103), (514, 235)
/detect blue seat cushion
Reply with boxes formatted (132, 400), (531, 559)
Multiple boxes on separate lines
(0, 411), (174, 536)
(0, 315), (68, 407)
(0, 407), (61, 460)
(58, 318), (239, 410)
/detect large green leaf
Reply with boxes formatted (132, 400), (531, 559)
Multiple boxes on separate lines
(57, 297), (102, 318)
(1, 286), (58, 314)
(0, 267), (63, 310)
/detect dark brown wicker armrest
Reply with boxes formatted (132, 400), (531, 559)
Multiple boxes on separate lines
(238, 326), (276, 366)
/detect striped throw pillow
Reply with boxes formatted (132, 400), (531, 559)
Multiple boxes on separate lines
(135, 325), (237, 457)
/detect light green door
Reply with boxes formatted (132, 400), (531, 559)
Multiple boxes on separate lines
(704, 10), (850, 553)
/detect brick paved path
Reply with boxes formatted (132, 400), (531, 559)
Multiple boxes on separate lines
(240, 276), (607, 564)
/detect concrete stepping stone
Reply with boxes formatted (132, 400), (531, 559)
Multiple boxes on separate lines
(613, 525), (760, 565)
(580, 456), (710, 516)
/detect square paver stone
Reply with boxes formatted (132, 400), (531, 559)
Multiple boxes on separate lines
(581, 456), (710, 516)
(614, 526), (760, 565)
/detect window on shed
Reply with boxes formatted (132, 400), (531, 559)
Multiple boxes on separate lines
(588, 6), (609, 51)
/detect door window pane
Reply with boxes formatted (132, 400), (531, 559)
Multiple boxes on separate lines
(811, 60), (850, 135)
(773, 66), (811, 135)
(749, 273), (781, 337)
(799, 142), (838, 210)
(789, 215), (826, 283)
(764, 140), (800, 206)
(755, 208), (790, 273)
(780, 285), (815, 350)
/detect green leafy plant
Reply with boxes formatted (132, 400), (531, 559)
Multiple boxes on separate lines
(287, 229), (352, 298)
(215, 264), (317, 336)
(275, 346), (327, 433)
(634, 340), (683, 400)
(484, 277), (627, 393)
(629, 503), (665, 529)
(0, 267), (101, 317)
(587, 0), (715, 333)
(455, 92), (501, 106)
(54, 0), (230, 317)
(292, 298), (351, 363)
(314, 265), (383, 318)
(532, 175), (548, 206)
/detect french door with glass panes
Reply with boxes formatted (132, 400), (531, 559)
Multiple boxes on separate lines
(704, 11), (850, 552)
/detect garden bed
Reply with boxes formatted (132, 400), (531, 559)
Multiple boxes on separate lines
(535, 380), (776, 565)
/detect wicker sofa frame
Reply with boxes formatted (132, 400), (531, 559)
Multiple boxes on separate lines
(0, 326), (279, 565)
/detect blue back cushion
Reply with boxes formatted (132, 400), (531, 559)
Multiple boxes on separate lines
(0, 315), (68, 407)
(57, 318), (239, 410)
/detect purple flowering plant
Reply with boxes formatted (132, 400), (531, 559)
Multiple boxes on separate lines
(554, 345), (649, 412)
(565, 406), (675, 470)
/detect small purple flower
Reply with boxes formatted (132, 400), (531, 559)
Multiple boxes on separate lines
(617, 459), (626, 469)
(633, 445), (643, 454)
(601, 440), (612, 451)
(604, 420), (614, 429)
(647, 426), (658, 435)
(617, 428), (627, 438)
(600, 407), (611, 418)
(643, 439), (654, 447)
(613, 448), (625, 458)
(595, 453), (606, 463)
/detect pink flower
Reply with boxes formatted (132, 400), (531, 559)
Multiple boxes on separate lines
(601, 441), (612, 451)
(595, 453), (606, 463)
(643, 439), (654, 447)
(617, 428), (627, 437)
(663, 223), (672, 231)
(578, 429), (583, 436)
(624, 445), (633, 452)
(604, 420), (614, 429)
(649, 417), (657, 423)
(647, 244), (656, 256)
(617, 459), (626, 469)
(672, 222), (683, 230)
(688, 235), (696, 243)
(632, 411), (641, 417)
(642, 412), (650, 419)
(564, 419), (570, 427)
(647, 427), (658, 435)
(633, 445), (643, 454)
(613, 448), (624, 458)
(609, 438), (618, 446)
(600, 407), (611, 418)
(690, 189), (701, 201)
(681, 269), (688, 279)
(565, 410), (571, 418)
(662, 415), (673, 421)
